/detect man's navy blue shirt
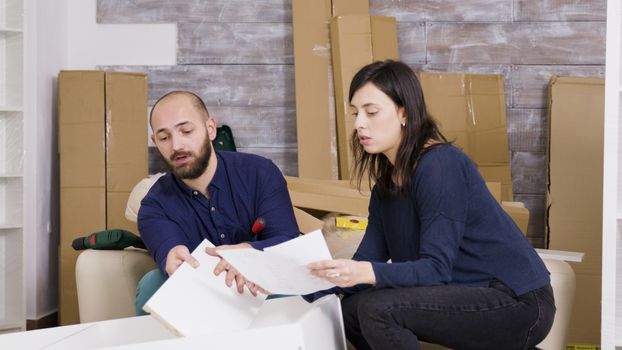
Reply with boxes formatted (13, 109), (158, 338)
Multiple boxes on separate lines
(138, 151), (299, 274)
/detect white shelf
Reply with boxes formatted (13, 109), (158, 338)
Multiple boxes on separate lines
(0, 322), (23, 333)
(0, 28), (20, 38)
(0, 0), (24, 333)
(0, 106), (22, 112)
(0, 224), (20, 229)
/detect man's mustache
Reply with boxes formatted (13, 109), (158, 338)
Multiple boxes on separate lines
(170, 151), (193, 162)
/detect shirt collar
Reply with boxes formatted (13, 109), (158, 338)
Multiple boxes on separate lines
(172, 151), (225, 195)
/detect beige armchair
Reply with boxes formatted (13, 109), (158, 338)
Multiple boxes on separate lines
(75, 175), (324, 323)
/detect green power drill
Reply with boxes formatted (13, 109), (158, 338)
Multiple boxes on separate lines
(72, 229), (146, 250)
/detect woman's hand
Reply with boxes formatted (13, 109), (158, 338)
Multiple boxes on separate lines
(307, 259), (376, 288)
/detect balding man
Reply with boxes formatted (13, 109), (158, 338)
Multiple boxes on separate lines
(135, 91), (299, 314)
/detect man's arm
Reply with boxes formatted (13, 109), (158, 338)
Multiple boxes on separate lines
(138, 195), (193, 275)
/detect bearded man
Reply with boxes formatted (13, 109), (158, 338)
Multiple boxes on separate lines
(135, 91), (299, 314)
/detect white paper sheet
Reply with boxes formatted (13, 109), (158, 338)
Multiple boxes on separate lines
(217, 230), (336, 295)
(143, 240), (266, 337)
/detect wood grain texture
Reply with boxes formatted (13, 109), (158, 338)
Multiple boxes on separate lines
(514, 0), (606, 21)
(514, 194), (546, 247)
(369, 0), (511, 22)
(207, 106), (297, 148)
(101, 65), (295, 107)
(148, 146), (298, 176)
(511, 151), (546, 194)
(426, 22), (605, 65)
(178, 22), (293, 64)
(97, 0), (291, 23)
(507, 108), (547, 153)
(511, 65), (605, 108)
(396, 22), (427, 64)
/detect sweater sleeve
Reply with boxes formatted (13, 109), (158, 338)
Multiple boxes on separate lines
(372, 151), (469, 289)
(302, 188), (388, 302)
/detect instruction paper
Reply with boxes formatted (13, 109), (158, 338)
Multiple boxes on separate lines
(218, 230), (336, 295)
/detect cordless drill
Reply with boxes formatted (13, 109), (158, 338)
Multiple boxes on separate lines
(72, 229), (146, 250)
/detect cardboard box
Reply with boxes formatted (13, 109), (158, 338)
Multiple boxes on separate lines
(330, 14), (399, 179)
(419, 73), (513, 201)
(291, 0), (370, 180)
(547, 76), (604, 344)
(105, 72), (149, 232)
(292, 0), (337, 179)
(59, 71), (148, 325)
(500, 202), (529, 236)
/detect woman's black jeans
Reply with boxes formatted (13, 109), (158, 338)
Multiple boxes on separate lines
(341, 281), (555, 350)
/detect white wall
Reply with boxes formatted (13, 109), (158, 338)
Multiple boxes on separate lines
(24, 0), (176, 320)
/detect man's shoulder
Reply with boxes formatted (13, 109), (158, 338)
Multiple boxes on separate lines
(143, 173), (178, 201)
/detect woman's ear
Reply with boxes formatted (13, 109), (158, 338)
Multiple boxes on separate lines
(398, 107), (406, 126)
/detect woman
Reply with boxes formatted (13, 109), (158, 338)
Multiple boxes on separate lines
(307, 60), (555, 350)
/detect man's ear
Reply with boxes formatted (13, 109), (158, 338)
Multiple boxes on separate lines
(207, 117), (217, 141)
(150, 134), (156, 145)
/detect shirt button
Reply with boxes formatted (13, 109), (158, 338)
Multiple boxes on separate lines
(220, 233), (225, 239)
(192, 191), (198, 196)
(211, 206), (216, 212)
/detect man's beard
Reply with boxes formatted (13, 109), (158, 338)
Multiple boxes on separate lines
(165, 137), (213, 180)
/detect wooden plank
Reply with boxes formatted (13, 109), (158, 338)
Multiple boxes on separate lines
(369, 0), (511, 22)
(426, 22), (605, 65)
(101, 65), (295, 107)
(514, 0), (606, 21)
(514, 194), (546, 248)
(148, 147), (298, 177)
(511, 151), (546, 195)
(415, 64), (512, 107)
(207, 106), (296, 148)
(97, 0), (291, 23)
(146, 107), (296, 148)
(397, 22), (426, 64)
(511, 65), (605, 108)
(507, 108), (547, 153)
(178, 23), (293, 64)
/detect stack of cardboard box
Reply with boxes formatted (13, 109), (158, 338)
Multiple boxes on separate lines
(290, 0), (528, 233)
(58, 71), (148, 325)
(292, 0), (398, 180)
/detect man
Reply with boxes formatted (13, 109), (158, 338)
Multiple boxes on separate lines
(135, 91), (299, 314)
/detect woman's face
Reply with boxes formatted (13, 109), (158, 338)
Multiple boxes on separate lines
(351, 82), (406, 164)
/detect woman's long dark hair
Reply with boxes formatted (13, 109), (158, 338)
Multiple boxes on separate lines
(349, 60), (447, 196)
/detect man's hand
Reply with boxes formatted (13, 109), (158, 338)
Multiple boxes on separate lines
(307, 259), (376, 288)
(165, 245), (200, 276)
(205, 243), (257, 295)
